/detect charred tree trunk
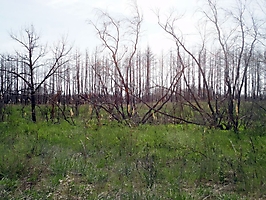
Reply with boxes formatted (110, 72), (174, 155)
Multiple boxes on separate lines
(30, 89), (37, 122)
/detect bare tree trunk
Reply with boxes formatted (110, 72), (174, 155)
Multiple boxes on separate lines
(145, 46), (152, 102)
(31, 90), (37, 122)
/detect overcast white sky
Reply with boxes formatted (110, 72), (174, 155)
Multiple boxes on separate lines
(0, 0), (200, 54)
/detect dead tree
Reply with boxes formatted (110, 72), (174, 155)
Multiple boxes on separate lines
(88, 2), (143, 125)
(201, 0), (258, 131)
(3, 25), (71, 122)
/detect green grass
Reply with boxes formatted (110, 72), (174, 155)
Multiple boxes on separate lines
(0, 105), (266, 199)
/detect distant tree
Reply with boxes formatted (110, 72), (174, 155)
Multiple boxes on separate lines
(144, 46), (153, 102)
(3, 25), (71, 122)
(0, 56), (14, 121)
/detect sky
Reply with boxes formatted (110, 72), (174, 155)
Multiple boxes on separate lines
(0, 0), (200, 55)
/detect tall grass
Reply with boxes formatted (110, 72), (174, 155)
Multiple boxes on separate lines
(0, 106), (266, 199)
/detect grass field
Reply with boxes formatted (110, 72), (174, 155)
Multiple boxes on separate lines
(1, 105), (266, 199)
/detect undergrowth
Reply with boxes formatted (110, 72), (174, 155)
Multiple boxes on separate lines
(0, 106), (266, 199)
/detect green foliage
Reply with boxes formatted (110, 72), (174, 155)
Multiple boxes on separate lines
(0, 108), (266, 199)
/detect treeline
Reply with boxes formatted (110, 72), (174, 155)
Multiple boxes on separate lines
(1, 47), (265, 104)
(1, 0), (266, 131)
